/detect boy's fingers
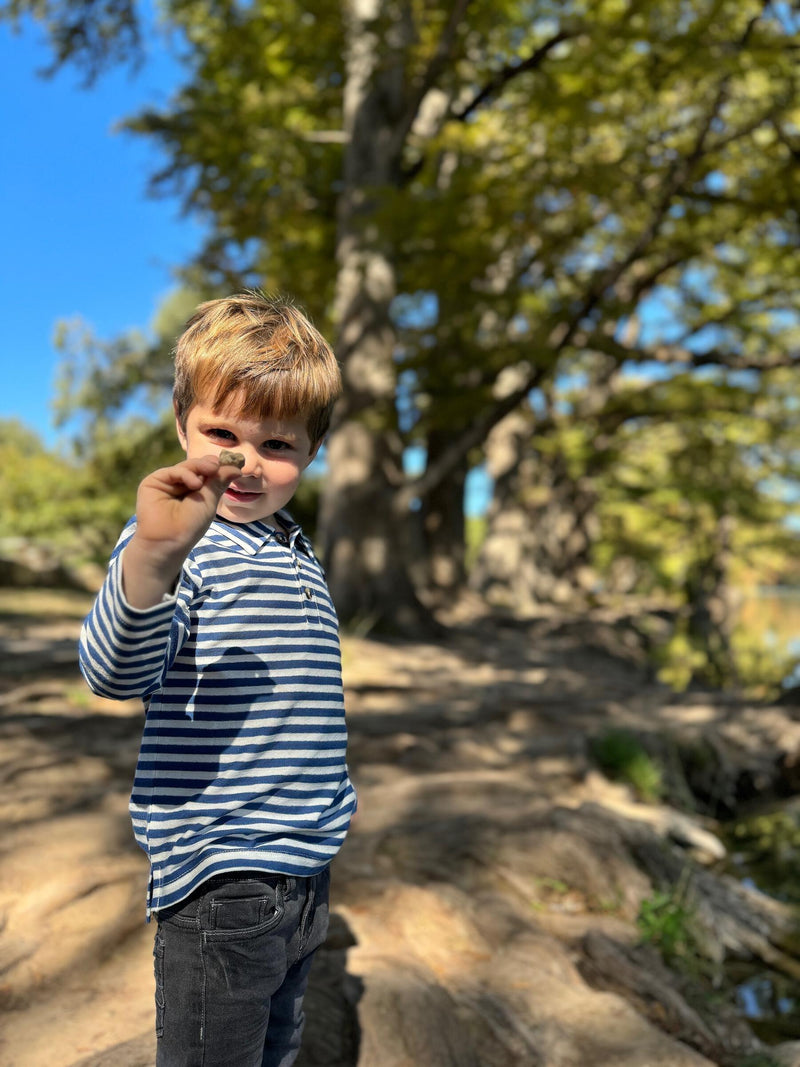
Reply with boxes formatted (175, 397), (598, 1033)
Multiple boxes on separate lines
(202, 456), (244, 495)
(182, 456), (240, 484)
(183, 455), (223, 476)
(144, 456), (242, 502)
(150, 464), (205, 492)
(145, 458), (229, 496)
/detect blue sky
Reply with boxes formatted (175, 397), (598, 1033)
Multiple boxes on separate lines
(1, 17), (202, 447)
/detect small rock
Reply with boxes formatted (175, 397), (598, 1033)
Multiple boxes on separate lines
(218, 449), (245, 468)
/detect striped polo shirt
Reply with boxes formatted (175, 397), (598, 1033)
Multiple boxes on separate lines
(79, 510), (356, 918)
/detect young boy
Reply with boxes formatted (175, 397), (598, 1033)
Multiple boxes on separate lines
(79, 292), (357, 1067)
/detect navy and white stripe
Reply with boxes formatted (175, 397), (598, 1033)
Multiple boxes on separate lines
(79, 511), (356, 917)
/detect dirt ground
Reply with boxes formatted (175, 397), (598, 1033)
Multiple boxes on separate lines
(1, 588), (799, 1067)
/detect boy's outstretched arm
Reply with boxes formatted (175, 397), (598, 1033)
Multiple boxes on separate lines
(79, 453), (243, 700)
(122, 455), (242, 609)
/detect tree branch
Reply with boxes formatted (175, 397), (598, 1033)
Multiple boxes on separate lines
(453, 28), (576, 122)
(515, 372), (785, 451)
(392, 357), (551, 513)
(587, 332), (800, 373)
(579, 3), (776, 320)
(588, 87), (729, 314)
(396, 0), (472, 145)
(394, 6), (777, 512)
(25, 0), (143, 85)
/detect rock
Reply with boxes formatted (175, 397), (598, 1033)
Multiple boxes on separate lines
(574, 801), (800, 977)
(572, 771), (727, 863)
(337, 880), (717, 1067)
(662, 809), (727, 861)
(773, 1043), (800, 1067)
(218, 449), (245, 468)
(579, 931), (760, 1063)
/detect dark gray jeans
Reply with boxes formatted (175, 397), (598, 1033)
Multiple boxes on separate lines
(153, 868), (330, 1067)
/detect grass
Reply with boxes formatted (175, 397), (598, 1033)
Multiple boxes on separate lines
(636, 867), (710, 981)
(588, 727), (664, 803)
(637, 887), (697, 963)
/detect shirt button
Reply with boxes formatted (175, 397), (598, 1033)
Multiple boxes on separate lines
(304, 587), (313, 599)
(275, 533), (287, 544)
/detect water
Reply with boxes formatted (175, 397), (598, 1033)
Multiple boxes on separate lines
(735, 587), (800, 689)
(713, 594), (800, 1043)
(736, 971), (797, 1033)
(721, 806), (800, 1043)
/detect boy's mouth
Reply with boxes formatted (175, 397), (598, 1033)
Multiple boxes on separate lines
(224, 486), (262, 504)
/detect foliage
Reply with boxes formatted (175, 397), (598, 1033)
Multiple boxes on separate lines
(730, 590), (800, 700)
(46, 291), (207, 558)
(588, 727), (664, 803)
(727, 806), (800, 905)
(0, 419), (109, 559)
(524, 363), (800, 688)
(653, 625), (714, 692)
(637, 870), (703, 969)
(7, 0), (800, 644)
(285, 469), (322, 543)
(654, 606), (800, 698)
(735, 1055), (784, 1067)
(594, 381), (800, 592)
(464, 515), (487, 571)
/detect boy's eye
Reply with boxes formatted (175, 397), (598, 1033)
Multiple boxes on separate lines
(208, 428), (236, 441)
(264, 439), (291, 451)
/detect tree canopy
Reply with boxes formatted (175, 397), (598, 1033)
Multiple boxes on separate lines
(7, 0), (800, 681)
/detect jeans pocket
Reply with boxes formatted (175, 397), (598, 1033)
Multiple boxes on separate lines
(153, 926), (166, 1038)
(206, 884), (285, 941)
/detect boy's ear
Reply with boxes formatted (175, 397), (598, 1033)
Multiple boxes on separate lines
(306, 439), (322, 467)
(174, 402), (188, 451)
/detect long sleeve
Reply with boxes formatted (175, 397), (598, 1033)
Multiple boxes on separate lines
(91, 511), (356, 918)
(79, 522), (193, 700)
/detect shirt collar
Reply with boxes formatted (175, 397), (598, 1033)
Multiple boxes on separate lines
(205, 509), (313, 557)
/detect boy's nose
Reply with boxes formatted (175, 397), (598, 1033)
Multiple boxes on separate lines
(239, 449), (262, 478)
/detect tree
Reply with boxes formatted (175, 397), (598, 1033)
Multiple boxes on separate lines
(594, 369), (800, 688)
(456, 0), (800, 627)
(9, 0), (800, 638)
(0, 419), (116, 558)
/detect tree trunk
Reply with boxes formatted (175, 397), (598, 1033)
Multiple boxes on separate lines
(685, 514), (738, 688)
(471, 406), (599, 610)
(420, 427), (468, 597)
(318, 0), (431, 633)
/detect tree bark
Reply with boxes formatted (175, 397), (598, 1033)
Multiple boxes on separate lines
(685, 514), (739, 688)
(319, 0), (431, 633)
(420, 427), (468, 597)
(471, 404), (599, 610)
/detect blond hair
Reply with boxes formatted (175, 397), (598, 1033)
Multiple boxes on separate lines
(173, 292), (341, 448)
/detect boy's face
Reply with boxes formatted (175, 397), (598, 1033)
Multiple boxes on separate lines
(176, 396), (319, 525)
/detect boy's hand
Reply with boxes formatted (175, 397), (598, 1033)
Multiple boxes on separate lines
(121, 455), (242, 608)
